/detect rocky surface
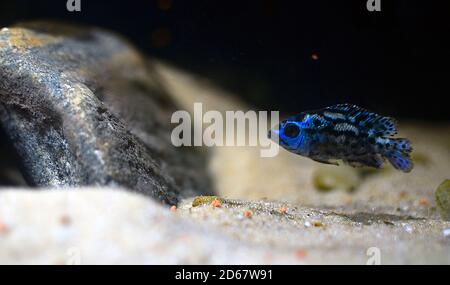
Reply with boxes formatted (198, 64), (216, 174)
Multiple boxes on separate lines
(0, 22), (211, 204)
(0, 21), (449, 264)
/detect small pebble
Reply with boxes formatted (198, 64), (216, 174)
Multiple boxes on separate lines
(419, 197), (429, 206)
(313, 221), (324, 227)
(192, 196), (223, 207)
(0, 220), (9, 234)
(60, 215), (71, 226)
(244, 210), (253, 218)
(403, 224), (414, 234)
(211, 199), (222, 208)
(399, 191), (408, 199)
(436, 179), (450, 221)
(295, 249), (308, 259)
(399, 205), (410, 212)
(304, 221), (312, 228)
(443, 228), (450, 238)
(279, 207), (287, 215)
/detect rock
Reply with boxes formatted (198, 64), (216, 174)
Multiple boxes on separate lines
(0, 22), (212, 204)
(436, 180), (450, 221)
(444, 228), (450, 238)
(192, 196), (224, 207)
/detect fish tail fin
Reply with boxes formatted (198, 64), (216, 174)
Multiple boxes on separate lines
(384, 138), (413, 172)
(391, 138), (413, 153)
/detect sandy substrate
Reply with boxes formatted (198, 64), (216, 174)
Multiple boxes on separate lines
(0, 189), (449, 265)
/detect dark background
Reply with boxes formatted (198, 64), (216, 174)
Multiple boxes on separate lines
(1, 0), (449, 120)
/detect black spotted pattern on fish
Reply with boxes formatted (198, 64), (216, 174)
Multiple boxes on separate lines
(269, 104), (413, 172)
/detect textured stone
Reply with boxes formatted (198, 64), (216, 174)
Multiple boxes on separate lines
(0, 22), (212, 204)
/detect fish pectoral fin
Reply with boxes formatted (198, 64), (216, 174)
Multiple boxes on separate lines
(310, 157), (339, 166)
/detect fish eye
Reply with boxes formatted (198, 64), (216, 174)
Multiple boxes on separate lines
(283, 123), (300, 138)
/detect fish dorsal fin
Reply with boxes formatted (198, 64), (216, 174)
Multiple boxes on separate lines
(324, 104), (397, 136)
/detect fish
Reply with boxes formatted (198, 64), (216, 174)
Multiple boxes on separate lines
(268, 103), (413, 172)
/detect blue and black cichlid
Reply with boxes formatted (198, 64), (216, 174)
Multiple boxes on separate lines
(269, 104), (413, 172)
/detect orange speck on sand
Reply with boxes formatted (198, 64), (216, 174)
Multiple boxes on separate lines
(419, 197), (429, 206)
(295, 249), (308, 259)
(311, 53), (319, 60)
(60, 215), (71, 226)
(244, 210), (253, 218)
(170, 205), (177, 212)
(279, 207), (287, 215)
(0, 220), (9, 234)
(211, 199), (222, 208)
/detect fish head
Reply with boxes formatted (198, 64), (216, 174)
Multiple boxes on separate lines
(269, 115), (307, 152)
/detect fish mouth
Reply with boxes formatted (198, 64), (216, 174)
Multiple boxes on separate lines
(278, 137), (288, 146)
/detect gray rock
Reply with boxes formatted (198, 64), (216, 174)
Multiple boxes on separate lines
(0, 22), (212, 204)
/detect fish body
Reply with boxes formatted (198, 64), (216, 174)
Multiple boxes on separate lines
(269, 104), (413, 172)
